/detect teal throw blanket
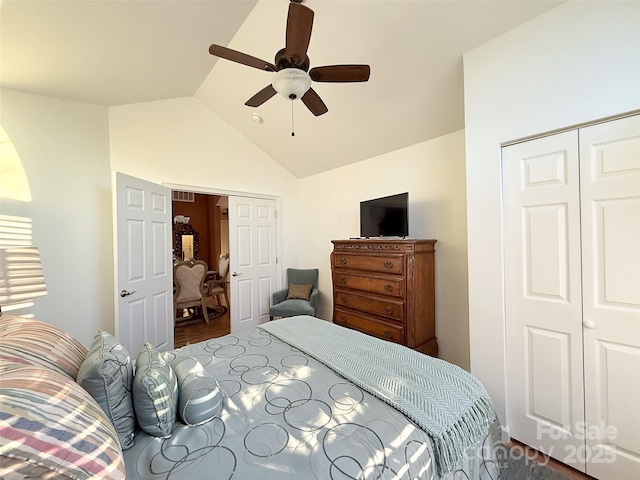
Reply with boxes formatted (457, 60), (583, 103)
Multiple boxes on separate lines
(260, 317), (495, 476)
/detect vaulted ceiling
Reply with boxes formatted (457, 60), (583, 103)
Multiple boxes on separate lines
(1, 0), (562, 177)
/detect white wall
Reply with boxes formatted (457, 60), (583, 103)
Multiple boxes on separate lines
(0, 89), (114, 345)
(464, 0), (640, 425)
(0, 92), (301, 345)
(300, 130), (470, 370)
(108, 97), (302, 279)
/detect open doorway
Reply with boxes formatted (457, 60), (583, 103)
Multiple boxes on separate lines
(115, 174), (279, 355)
(172, 191), (230, 347)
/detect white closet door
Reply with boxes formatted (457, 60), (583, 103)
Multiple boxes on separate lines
(580, 115), (640, 480)
(503, 131), (586, 470)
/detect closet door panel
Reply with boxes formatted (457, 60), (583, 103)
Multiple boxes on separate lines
(503, 131), (586, 470)
(526, 327), (573, 425)
(580, 114), (640, 480)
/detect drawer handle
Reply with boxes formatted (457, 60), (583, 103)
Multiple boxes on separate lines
(384, 261), (393, 269)
(384, 284), (393, 292)
(340, 277), (348, 284)
(340, 258), (347, 265)
(338, 316), (347, 324)
(340, 297), (348, 304)
(384, 329), (394, 340)
(384, 306), (393, 315)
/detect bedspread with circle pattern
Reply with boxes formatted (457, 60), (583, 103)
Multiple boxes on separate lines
(123, 327), (500, 480)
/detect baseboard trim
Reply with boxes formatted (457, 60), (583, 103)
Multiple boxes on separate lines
(501, 425), (511, 443)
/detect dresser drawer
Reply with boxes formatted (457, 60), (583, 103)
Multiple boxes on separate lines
(332, 253), (404, 274)
(333, 272), (404, 298)
(334, 308), (404, 344)
(334, 289), (404, 321)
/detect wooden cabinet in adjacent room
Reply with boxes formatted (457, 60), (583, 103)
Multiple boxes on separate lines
(331, 239), (438, 356)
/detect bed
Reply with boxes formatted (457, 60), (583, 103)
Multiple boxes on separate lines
(123, 316), (500, 480)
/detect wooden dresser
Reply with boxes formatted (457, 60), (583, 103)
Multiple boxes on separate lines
(330, 239), (438, 357)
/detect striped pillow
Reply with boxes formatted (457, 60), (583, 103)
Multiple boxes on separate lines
(0, 365), (125, 479)
(133, 343), (178, 437)
(0, 315), (88, 380)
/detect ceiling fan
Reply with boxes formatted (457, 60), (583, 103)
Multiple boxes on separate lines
(208, 0), (370, 117)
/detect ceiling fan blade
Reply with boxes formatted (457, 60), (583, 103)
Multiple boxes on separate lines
(309, 65), (371, 82)
(285, 2), (314, 66)
(245, 84), (277, 107)
(301, 88), (328, 116)
(209, 44), (276, 72)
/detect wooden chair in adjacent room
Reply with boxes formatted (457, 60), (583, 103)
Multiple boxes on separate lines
(206, 253), (230, 308)
(173, 259), (209, 325)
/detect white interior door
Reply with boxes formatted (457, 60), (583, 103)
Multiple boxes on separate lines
(503, 132), (586, 471)
(114, 172), (173, 354)
(580, 115), (640, 479)
(228, 196), (277, 333)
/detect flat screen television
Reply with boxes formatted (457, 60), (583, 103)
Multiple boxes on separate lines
(360, 192), (408, 238)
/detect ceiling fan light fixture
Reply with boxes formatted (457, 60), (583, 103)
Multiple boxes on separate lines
(208, 2), (368, 117)
(272, 68), (311, 100)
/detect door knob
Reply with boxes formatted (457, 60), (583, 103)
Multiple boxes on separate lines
(583, 320), (597, 329)
(232, 272), (241, 277)
(120, 290), (136, 297)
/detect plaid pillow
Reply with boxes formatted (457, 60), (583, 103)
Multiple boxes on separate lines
(0, 366), (125, 479)
(0, 315), (88, 380)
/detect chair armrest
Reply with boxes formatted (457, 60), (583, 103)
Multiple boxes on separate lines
(272, 288), (288, 305)
(206, 276), (226, 290)
(309, 288), (320, 309)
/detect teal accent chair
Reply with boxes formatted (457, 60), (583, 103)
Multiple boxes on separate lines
(269, 268), (319, 320)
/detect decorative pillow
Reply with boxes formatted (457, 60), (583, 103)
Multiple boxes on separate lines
(171, 356), (223, 426)
(0, 315), (88, 380)
(133, 343), (178, 437)
(0, 365), (125, 479)
(286, 283), (313, 301)
(76, 331), (136, 450)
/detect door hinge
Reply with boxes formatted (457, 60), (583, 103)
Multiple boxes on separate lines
(276, 256), (279, 264)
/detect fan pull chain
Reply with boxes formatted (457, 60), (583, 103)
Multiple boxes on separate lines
(291, 99), (295, 137)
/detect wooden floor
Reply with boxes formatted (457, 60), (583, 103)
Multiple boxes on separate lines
(506, 440), (596, 480)
(174, 299), (230, 348)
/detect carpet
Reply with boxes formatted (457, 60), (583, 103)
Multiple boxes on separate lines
(498, 446), (574, 480)
(205, 304), (226, 319)
(501, 457), (568, 479)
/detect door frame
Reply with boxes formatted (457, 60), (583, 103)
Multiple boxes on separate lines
(163, 182), (283, 303)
